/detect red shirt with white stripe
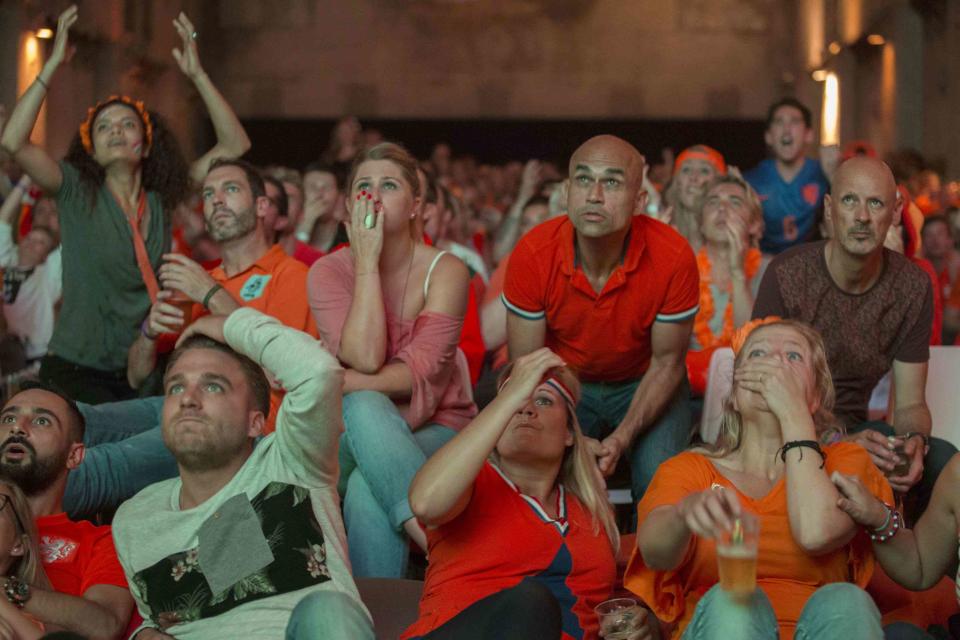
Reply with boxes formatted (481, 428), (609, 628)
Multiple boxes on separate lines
(402, 462), (616, 640)
(502, 215), (699, 382)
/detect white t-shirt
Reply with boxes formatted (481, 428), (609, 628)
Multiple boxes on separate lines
(0, 222), (62, 359)
(113, 308), (367, 639)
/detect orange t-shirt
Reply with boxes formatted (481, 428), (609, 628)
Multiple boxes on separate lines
(623, 443), (893, 640)
(502, 215), (699, 382)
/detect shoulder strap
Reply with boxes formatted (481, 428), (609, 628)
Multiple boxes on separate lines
(423, 250), (448, 299)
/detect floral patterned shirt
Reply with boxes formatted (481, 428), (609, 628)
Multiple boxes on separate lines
(112, 308), (366, 639)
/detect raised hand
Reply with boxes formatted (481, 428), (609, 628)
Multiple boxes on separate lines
(176, 313), (227, 347)
(733, 354), (811, 425)
(48, 5), (79, 70)
(172, 12), (204, 80)
(498, 348), (566, 408)
(346, 190), (384, 274)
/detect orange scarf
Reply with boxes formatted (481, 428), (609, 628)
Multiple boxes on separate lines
(693, 246), (762, 349)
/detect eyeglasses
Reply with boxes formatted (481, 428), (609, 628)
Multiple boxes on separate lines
(0, 495), (25, 535)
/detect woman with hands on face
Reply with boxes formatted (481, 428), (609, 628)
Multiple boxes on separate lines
(686, 174), (766, 396)
(0, 6), (249, 403)
(402, 349), (655, 640)
(307, 142), (476, 579)
(626, 318), (897, 640)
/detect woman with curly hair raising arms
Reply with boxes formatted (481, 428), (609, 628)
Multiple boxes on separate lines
(0, 6), (249, 403)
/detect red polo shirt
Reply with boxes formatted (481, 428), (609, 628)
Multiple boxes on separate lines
(502, 215), (698, 382)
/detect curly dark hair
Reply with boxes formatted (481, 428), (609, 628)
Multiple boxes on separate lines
(63, 102), (190, 213)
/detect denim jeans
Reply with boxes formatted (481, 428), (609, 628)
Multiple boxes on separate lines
(682, 583), (884, 640)
(340, 390), (456, 578)
(576, 377), (692, 502)
(848, 420), (958, 524)
(65, 396), (177, 520)
(285, 590), (374, 640)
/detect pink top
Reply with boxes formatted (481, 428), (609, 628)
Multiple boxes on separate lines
(308, 248), (477, 431)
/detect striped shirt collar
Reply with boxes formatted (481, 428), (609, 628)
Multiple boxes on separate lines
(490, 462), (568, 535)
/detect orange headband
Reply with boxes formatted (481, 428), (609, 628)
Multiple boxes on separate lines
(674, 145), (727, 176)
(79, 95), (153, 156)
(730, 316), (783, 356)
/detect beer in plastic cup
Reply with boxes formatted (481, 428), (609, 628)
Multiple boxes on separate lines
(717, 512), (759, 600)
(888, 435), (910, 477)
(166, 290), (194, 331)
(595, 597), (642, 640)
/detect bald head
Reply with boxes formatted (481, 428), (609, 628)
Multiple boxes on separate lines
(831, 156), (898, 200)
(569, 135), (646, 189)
(825, 155), (902, 258)
(566, 135), (648, 239)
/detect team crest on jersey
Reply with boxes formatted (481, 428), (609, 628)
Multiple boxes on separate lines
(239, 275), (271, 301)
(40, 536), (79, 563)
(802, 183), (820, 206)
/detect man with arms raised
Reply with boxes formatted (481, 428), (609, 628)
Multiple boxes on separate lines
(502, 134), (699, 501)
(0, 385), (133, 638)
(754, 156), (957, 520)
(114, 309), (371, 639)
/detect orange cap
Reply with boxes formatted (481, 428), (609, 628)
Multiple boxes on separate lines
(674, 145), (727, 176)
(731, 316), (783, 356)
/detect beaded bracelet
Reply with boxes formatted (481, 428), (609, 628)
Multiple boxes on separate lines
(869, 503), (902, 543)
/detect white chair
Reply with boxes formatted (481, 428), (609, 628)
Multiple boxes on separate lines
(701, 347), (735, 444)
(926, 346), (960, 448)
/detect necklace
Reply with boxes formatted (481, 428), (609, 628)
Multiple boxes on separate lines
(394, 242), (417, 320)
(693, 246), (762, 349)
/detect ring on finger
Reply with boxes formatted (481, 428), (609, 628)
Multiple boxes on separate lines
(191, 31), (198, 40)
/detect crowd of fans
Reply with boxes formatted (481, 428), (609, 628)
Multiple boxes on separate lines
(0, 6), (958, 640)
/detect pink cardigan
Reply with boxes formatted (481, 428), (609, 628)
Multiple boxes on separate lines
(307, 249), (477, 431)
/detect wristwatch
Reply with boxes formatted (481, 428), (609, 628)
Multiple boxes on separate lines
(4, 575), (31, 608)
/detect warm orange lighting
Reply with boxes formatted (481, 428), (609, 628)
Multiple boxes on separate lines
(24, 35), (38, 64)
(828, 41), (842, 55)
(820, 72), (840, 146)
(812, 69), (828, 82)
(36, 27), (54, 39)
(867, 34), (885, 45)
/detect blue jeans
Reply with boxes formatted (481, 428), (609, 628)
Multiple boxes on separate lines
(340, 391), (456, 578)
(65, 396), (177, 520)
(576, 377), (692, 502)
(682, 583), (884, 639)
(285, 590), (374, 640)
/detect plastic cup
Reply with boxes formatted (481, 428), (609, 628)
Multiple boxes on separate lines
(595, 597), (642, 640)
(888, 435), (910, 476)
(716, 512), (759, 600)
(166, 290), (193, 330)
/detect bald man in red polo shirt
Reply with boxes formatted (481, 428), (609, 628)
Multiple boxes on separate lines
(503, 135), (699, 502)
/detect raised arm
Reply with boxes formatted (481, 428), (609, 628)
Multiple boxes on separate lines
(492, 160), (541, 264)
(0, 6), (78, 193)
(171, 13), (251, 184)
(735, 355), (858, 555)
(409, 348), (564, 526)
(0, 175), (28, 267)
(219, 309), (344, 483)
(338, 193), (387, 373)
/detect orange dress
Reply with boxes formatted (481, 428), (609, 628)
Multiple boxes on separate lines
(624, 442), (893, 640)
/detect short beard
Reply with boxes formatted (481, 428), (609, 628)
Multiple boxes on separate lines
(207, 205), (257, 243)
(0, 447), (68, 497)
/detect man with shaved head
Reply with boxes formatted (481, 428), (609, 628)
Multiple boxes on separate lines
(502, 134), (699, 502)
(754, 156), (956, 521)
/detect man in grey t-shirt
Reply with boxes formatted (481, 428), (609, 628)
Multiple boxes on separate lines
(113, 309), (372, 640)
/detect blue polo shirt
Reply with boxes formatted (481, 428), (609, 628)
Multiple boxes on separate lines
(745, 158), (830, 254)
